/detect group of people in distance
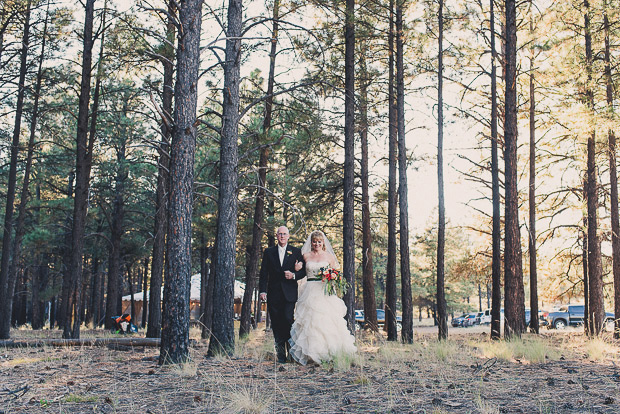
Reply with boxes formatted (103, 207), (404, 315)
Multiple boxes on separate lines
(259, 226), (357, 365)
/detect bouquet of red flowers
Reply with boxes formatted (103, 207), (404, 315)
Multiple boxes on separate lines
(319, 266), (348, 296)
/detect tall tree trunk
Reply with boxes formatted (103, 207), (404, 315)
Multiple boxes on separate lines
(202, 242), (216, 339)
(199, 237), (209, 335)
(147, 0), (175, 340)
(12, 268), (27, 326)
(528, 15), (539, 334)
(490, 0), (502, 341)
(58, 172), (74, 330)
(396, 0), (412, 343)
(342, 0), (356, 333)
(503, 0), (526, 338)
(0, 0), (31, 340)
(603, 5), (619, 339)
(436, 0), (448, 341)
(582, 208), (589, 333)
(159, 0), (202, 365)
(240, 0), (279, 339)
(104, 102), (128, 329)
(141, 257), (149, 328)
(385, 0), (398, 342)
(88, 257), (101, 327)
(128, 264), (135, 322)
(32, 256), (49, 330)
(584, 0), (604, 336)
(359, 38), (378, 332)
(32, 186), (47, 330)
(208, 0), (241, 357)
(64, 0), (101, 339)
(10, 0), (49, 335)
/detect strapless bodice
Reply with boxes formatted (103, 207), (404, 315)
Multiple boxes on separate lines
(305, 261), (330, 280)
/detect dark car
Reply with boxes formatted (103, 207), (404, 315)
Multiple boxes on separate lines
(545, 305), (614, 329)
(355, 309), (402, 329)
(451, 313), (468, 327)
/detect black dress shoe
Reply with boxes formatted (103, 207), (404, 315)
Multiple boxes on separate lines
(275, 343), (287, 363)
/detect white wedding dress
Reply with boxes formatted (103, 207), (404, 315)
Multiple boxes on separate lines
(289, 260), (357, 365)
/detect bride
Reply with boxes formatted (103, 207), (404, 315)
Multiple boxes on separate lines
(288, 230), (356, 365)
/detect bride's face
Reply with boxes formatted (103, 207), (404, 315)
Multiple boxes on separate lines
(311, 238), (324, 252)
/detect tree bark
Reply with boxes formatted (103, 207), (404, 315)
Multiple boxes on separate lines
(436, 0), (448, 341)
(147, 0), (175, 340)
(10, 0), (49, 334)
(0, 0), (31, 340)
(490, 0), (502, 341)
(385, 0), (398, 342)
(503, 0), (526, 338)
(104, 100), (129, 329)
(141, 257), (149, 328)
(582, 208), (589, 334)
(105, 128), (128, 329)
(528, 15), (539, 334)
(584, 0), (604, 336)
(342, 0), (356, 333)
(87, 257), (101, 327)
(159, 0), (202, 365)
(64, 0), (101, 339)
(602, 5), (619, 339)
(202, 243), (216, 339)
(396, 0), (412, 343)
(32, 256), (49, 330)
(359, 38), (378, 332)
(58, 172), (74, 330)
(125, 264), (134, 323)
(240, 0), (279, 339)
(12, 268), (27, 326)
(199, 237), (209, 335)
(208, 0), (241, 357)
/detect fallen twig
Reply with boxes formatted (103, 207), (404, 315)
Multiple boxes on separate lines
(2, 384), (29, 398)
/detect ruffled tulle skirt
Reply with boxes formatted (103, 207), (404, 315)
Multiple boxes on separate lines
(289, 281), (357, 365)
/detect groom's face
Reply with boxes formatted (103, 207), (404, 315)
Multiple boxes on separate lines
(276, 227), (289, 247)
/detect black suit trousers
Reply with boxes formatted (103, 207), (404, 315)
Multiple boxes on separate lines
(267, 285), (296, 346)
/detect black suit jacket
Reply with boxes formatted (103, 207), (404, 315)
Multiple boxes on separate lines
(259, 245), (306, 303)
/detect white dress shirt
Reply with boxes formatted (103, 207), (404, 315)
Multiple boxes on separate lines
(278, 244), (287, 266)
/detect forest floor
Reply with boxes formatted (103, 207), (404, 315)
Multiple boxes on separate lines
(1, 324), (620, 413)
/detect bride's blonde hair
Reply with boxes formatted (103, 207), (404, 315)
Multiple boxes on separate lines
(310, 230), (326, 250)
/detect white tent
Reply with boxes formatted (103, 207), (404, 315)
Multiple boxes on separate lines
(122, 274), (245, 302)
(122, 274), (246, 321)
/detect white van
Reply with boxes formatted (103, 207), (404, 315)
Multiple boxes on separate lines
(479, 308), (503, 325)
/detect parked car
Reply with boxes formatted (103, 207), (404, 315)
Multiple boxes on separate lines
(474, 311), (483, 324)
(525, 309), (549, 327)
(355, 309), (402, 330)
(463, 313), (479, 327)
(451, 313), (468, 327)
(545, 305), (614, 329)
(479, 308), (504, 325)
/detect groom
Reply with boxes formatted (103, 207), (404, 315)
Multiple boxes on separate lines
(259, 226), (305, 363)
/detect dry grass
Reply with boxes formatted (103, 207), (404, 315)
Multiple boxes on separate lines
(583, 337), (609, 361)
(476, 334), (560, 363)
(2, 327), (620, 413)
